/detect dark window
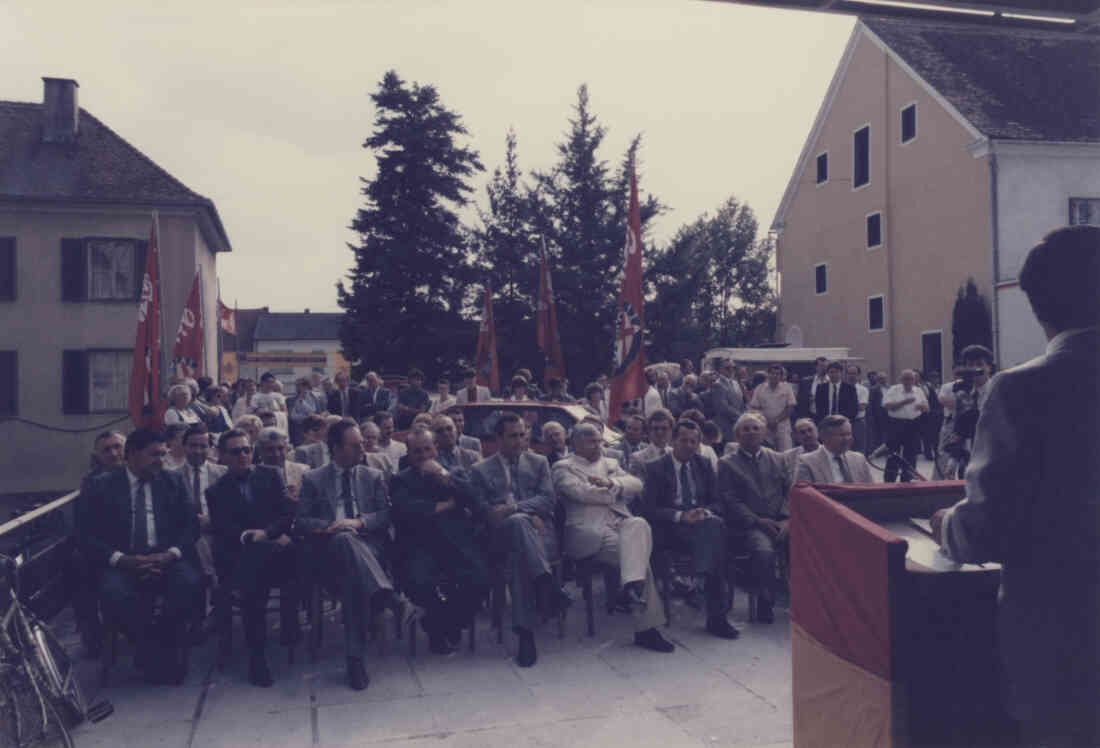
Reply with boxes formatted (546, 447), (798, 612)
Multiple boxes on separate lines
(921, 332), (942, 379)
(61, 237), (147, 301)
(853, 126), (870, 188)
(1069, 197), (1100, 226)
(815, 264), (827, 295)
(0, 237), (13, 301)
(0, 351), (15, 416)
(62, 350), (90, 413)
(901, 104), (917, 143)
(869, 296), (885, 331)
(816, 153), (828, 184)
(867, 213), (882, 248)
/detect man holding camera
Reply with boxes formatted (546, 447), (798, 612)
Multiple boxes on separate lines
(938, 345), (994, 478)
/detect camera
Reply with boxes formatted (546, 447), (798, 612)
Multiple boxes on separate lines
(952, 367), (984, 392)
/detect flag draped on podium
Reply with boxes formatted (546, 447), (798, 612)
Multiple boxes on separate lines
(608, 168), (646, 425)
(474, 283), (500, 393)
(170, 270), (203, 379)
(128, 219), (163, 429)
(537, 241), (565, 384)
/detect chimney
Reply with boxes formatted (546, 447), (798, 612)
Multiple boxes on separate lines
(42, 77), (79, 143)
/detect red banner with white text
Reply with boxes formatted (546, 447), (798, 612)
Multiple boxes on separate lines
(609, 168), (646, 424)
(170, 270), (203, 379)
(128, 219), (163, 429)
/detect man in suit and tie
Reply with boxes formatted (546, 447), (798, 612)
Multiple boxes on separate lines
(256, 427), (310, 498)
(177, 424), (225, 636)
(443, 406), (482, 454)
(469, 413), (567, 667)
(814, 361), (858, 424)
(613, 414), (649, 473)
(641, 420), (739, 639)
(796, 357), (829, 421)
(359, 371), (395, 420)
(390, 427), (488, 655)
(932, 226), (1100, 746)
(717, 413), (792, 624)
(552, 423), (674, 653)
(629, 409), (674, 478)
(206, 429), (298, 687)
(712, 359), (744, 446)
(297, 420), (395, 691)
(78, 428), (201, 684)
(431, 414), (480, 471)
(455, 368), (492, 404)
(293, 415), (329, 469)
(796, 415), (873, 484)
(327, 371), (365, 420)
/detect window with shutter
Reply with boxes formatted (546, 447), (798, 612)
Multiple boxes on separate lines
(0, 237), (14, 301)
(62, 350), (90, 414)
(0, 351), (15, 416)
(88, 350), (130, 412)
(61, 238), (86, 301)
(853, 125), (870, 189)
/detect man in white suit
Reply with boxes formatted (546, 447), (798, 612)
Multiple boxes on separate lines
(456, 368), (492, 404)
(795, 415), (873, 484)
(469, 413), (566, 667)
(552, 423), (673, 653)
(932, 226), (1099, 746)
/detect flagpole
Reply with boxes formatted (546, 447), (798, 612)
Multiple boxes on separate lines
(197, 264), (205, 379)
(153, 211), (169, 403)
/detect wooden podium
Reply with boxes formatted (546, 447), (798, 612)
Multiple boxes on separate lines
(789, 481), (1014, 748)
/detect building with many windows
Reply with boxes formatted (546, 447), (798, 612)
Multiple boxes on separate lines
(0, 77), (231, 496)
(772, 16), (1100, 379)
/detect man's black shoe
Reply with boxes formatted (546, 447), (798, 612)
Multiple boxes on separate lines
(515, 628), (537, 668)
(347, 657), (369, 691)
(634, 628), (674, 653)
(706, 618), (741, 640)
(619, 581), (647, 608)
(756, 601), (775, 624)
(249, 655), (274, 688)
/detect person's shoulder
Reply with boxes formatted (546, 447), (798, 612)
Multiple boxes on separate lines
(303, 462), (331, 483)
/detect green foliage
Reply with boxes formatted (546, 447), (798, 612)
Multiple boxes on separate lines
(644, 196), (777, 361)
(951, 278), (993, 363)
(338, 71), (484, 377)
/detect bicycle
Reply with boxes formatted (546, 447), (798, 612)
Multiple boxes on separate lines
(0, 551), (89, 748)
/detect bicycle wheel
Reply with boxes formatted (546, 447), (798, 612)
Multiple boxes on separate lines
(25, 614), (86, 727)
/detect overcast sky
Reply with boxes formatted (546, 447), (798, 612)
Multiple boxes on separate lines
(3, 1), (853, 313)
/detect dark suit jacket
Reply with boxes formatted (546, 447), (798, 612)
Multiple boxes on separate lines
(205, 465), (295, 567)
(78, 467), (199, 569)
(358, 386), (394, 419)
(814, 381), (859, 422)
(327, 386), (366, 420)
(641, 453), (720, 525)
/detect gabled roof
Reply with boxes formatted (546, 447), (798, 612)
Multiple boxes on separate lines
(0, 100), (231, 251)
(771, 17), (1100, 231)
(253, 312), (344, 342)
(863, 17), (1100, 142)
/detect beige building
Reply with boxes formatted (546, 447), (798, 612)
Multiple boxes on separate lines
(0, 77), (231, 497)
(772, 17), (1100, 380)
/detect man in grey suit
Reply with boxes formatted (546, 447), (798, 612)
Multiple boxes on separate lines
(712, 359), (744, 445)
(469, 413), (567, 667)
(795, 416), (873, 484)
(431, 414), (480, 472)
(444, 406), (482, 454)
(455, 368), (492, 404)
(293, 415), (330, 469)
(932, 226), (1099, 746)
(297, 420), (394, 691)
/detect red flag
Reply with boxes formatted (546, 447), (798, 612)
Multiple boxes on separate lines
(217, 297), (236, 335)
(170, 271), (203, 379)
(537, 241), (566, 385)
(609, 168), (646, 424)
(128, 219), (163, 429)
(474, 283), (500, 394)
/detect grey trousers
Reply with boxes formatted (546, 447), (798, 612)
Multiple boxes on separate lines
(318, 532), (392, 659)
(656, 516), (728, 618)
(492, 513), (552, 632)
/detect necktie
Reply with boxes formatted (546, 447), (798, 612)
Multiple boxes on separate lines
(341, 470), (357, 518)
(835, 454), (853, 483)
(679, 462), (695, 507)
(193, 466), (202, 511)
(132, 479), (149, 552)
(508, 460), (521, 503)
(341, 390), (348, 416)
(831, 385), (838, 415)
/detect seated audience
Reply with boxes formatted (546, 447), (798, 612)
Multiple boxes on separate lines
(78, 428), (201, 684)
(583, 382), (609, 424)
(374, 412), (407, 465)
(629, 409), (675, 477)
(552, 423), (673, 653)
(795, 415), (872, 484)
(470, 413), (567, 667)
(430, 379), (458, 414)
(679, 409), (719, 472)
(165, 384), (202, 427)
(541, 421), (569, 465)
(359, 420), (397, 476)
(717, 413), (790, 624)
(445, 406), (482, 453)
(431, 414), (479, 471)
(256, 427), (309, 499)
(297, 420), (395, 691)
(163, 423), (189, 471)
(641, 420), (738, 639)
(390, 427), (488, 655)
(293, 414), (330, 469)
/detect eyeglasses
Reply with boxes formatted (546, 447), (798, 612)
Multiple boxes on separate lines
(226, 446), (253, 455)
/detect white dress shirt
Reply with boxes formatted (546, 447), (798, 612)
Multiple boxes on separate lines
(109, 469), (181, 566)
(854, 383), (869, 419)
(182, 461), (216, 514)
(379, 440), (407, 464)
(882, 384), (928, 420)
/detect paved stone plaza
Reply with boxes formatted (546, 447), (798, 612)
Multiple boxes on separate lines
(68, 586), (793, 748)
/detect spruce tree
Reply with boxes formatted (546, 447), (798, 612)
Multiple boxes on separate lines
(338, 71), (484, 377)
